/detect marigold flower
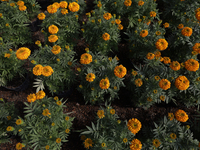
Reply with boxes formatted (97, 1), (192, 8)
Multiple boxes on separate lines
(48, 35), (58, 43)
(18, 5), (26, 11)
(16, 143), (23, 150)
(163, 57), (171, 64)
(170, 133), (177, 139)
(115, 19), (121, 24)
(170, 61), (181, 71)
(84, 138), (93, 149)
(101, 143), (106, 147)
(159, 79), (171, 90)
(4, 53), (11, 58)
(6, 126), (13, 131)
(102, 33), (110, 41)
(10, 3), (15, 6)
(16, 119), (22, 125)
(36, 90), (45, 99)
(7, 116), (11, 120)
(152, 139), (161, 148)
(51, 45), (61, 55)
(42, 109), (51, 116)
(147, 97), (153, 102)
(131, 70), (137, 76)
(118, 24), (123, 30)
(127, 118), (142, 134)
(195, 11), (200, 21)
(0, 13), (2, 17)
(114, 65), (127, 78)
(16, 47), (31, 60)
(135, 78), (143, 87)
(68, 2), (80, 12)
(35, 40), (41, 46)
(175, 76), (190, 90)
(156, 31), (161, 36)
(123, 138), (128, 143)
(146, 52), (154, 60)
(45, 145), (50, 150)
(53, 2), (60, 9)
(140, 30), (148, 37)
(150, 11), (156, 17)
(48, 25), (59, 34)
(155, 39), (168, 51)
(97, 110), (105, 119)
(178, 24), (184, 29)
(124, 0), (132, 7)
(65, 128), (70, 133)
(130, 139), (142, 150)
(65, 116), (69, 121)
(42, 66), (54, 77)
(168, 113), (174, 121)
(138, 0), (144, 6)
(33, 64), (43, 76)
(163, 22), (169, 28)
(103, 12), (112, 20)
(61, 9), (68, 14)
(181, 27), (193, 37)
(86, 73), (95, 82)
(56, 138), (61, 143)
(59, 1), (68, 8)
(160, 95), (165, 101)
(153, 90), (158, 94)
(80, 53), (92, 64)
(185, 59), (199, 72)
(154, 76), (160, 81)
(192, 43), (200, 54)
(27, 93), (37, 103)
(81, 135), (86, 141)
(110, 109), (115, 114)
(99, 78), (110, 89)
(175, 109), (189, 122)
(47, 4), (57, 14)
(17, 1), (24, 6)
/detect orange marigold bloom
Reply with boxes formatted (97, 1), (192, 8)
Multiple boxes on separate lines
(97, 110), (105, 119)
(45, 145), (50, 150)
(140, 30), (148, 37)
(152, 139), (161, 148)
(16, 47), (31, 60)
(16, 119), (22, 125)
(68, 2), (80, 12)
(53, 2), (60, 9)
(163, 57), (171, 64)
(19, 5), (27, 11)
(118, 24), (123, 30)
(4, 53), (11, 58)
(56, 138), (61, 143)
(48, 25), (59, 34)
(33, 64), (43, 76)
(130, 139), (142, 150)
(154, 76), (160, 81)
(36, 90), (45, 99)
(146, 52), (155, 60)
(159, 79), (171, 90)
(124, 0), (132, 7)
(27, 93), (36, 103)
(160, 95), (165, 101)
(170, 133), (177, 139)
(114, 64), (127, 78)
(103, 12), (112, 20)
(99, 78), (110, 89)
(155, 39), (168, 51)
(48, 35), (58, 43)
(102, 33), (110, 41)
(110, 109), (115, 114)
(17, 1), (24, 6)
(170, 61), (181, 71)
(42, 66), (54, 77)
(175, 76), (190, 90)
(155, 31), (161, 36)
(154, 51), (161, 57)
(150, 11), (156, 17)
(181, 27), (193, 37)
(135, 78), (143, 87)
(86, 73), (95, 82)
(131, 70), (137, 76)
(195, 11), (200, 21)
(51, 45), (61, 55)
(47, 4), (57, 14)
(59, 1), (68, 8)
(168, 113), (174, 121)
(61, 9), (68, 14)
(16, 143), (23, 150)
(80, 53), (92, 64)
(42, 108), (51, 116)
(178, 24), (184, 29)
(192, 43), (200, 54)
(127, 118), (142, 134)
(175, 109), (189, 122)
(147, 97), (153, 102)
(138, 0), (144, 6)
(184, 59), (199, 72)
(84, 138), (93, 149)
(163, 22), (169, 28)
(115, 19), (121, 25)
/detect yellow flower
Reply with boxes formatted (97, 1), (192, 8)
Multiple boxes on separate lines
(192, 43), (200, 54)
(170, 133), (177, 139)
(51, 122), (55, 126)
(84, 138), (93, 149)
(132, 70), (137, 76)
(181, 27), (193, 37)
(159, 95), (165, 101)
(48, 35), (58, 43)
(178, 24), (184, 29)
(123, 138), (128, 143)
(45, 145), (50, 150)
(152, 139), (161, 148)
(103, 12), (112, 20)
(56, 101), (62, 105)
(51, 45), (61, 55)
(138, 0), (144, 6)
(175, 76), (190, 90)
(68, 2), (80, 12)
(65, 116), (69, 121)
(27, 93), (37, 103)
(195, 11), (200, 21)
(6, 126), (13, 131)
(10, 3), (15, 7)
(153, 90), (157, 94)
(154, 76), (160, 81)
(33, 64), (43, 76)
(4, 53), (11, 58)
(102, 33), (110, 41)
(16, 47), (31, 60)
(184, 59), (199, 72)
(155, 31), (161, 36)
(42, 66), (54, 77)
(59, 1), (68, 8)
(99, 78), (110, 89)
(16, 142), (23, 150)
(16, 119), (22, 125)
(97, 110), (105, 119)
(135, 78), (143, 87)
(86, 73), (95, 82)
(118, 24), (123, 30)
(36, 90), (45, 99)
(115, 19), (121, 24)
(56, 138), (61, 143)
(7, 116), (11, 120)
(127, 118), (142, 134)
(114, 65), (127, 78)
(79, 85), (83, 88)
(17, 1), (24, 6)
(170, 61), (181, 71)
(155, 39), (168, 51)
(42, 109), (51, 116)
(110, 109), (115, 114)
(54, 96), (59, 100)
(101, 143), (106, 147)
(146, 53), (154, 60)
(35, 40), (41, 46)
(175, 109), (189, 122)
(168, 113), (174, 121)
(47, 4), (57, 14)
(124, 0), (132, 7)
(19, 5), (27, 11)
(48, 25), (59, 34)
(65, 128), (70, 133)
(150, 11), (156, 17)
(140, 30), (148, 37)
(80, 53), (92, 64)
(147, 97), (153, 102)
(163, 22), (169, 28)
(159, 79), (171, 90)
(163, 57), (171, 64)
(61, 8), (68, 14)
(130, 139), (142, 150)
